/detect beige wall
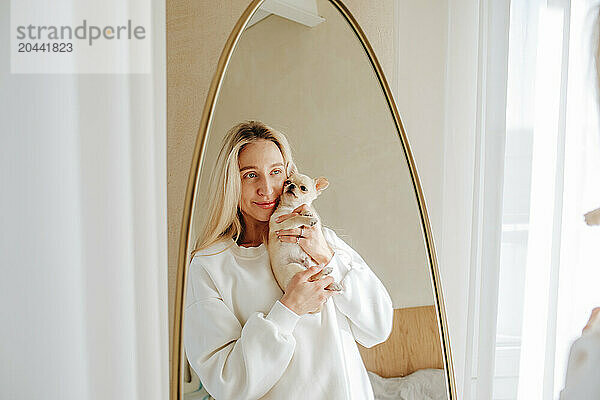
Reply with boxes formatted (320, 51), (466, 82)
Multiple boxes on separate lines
(193, 1), (433, 310)
(167, 0), (396, 372)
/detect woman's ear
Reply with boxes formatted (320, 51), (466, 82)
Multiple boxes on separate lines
(315, 177), (329, 192)
(286, 161), (297, 177)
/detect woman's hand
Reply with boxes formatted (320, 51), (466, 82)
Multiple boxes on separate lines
(275, 204), (334, 265)
(583, 307), (600, 333)
(280, 266), (338, 315)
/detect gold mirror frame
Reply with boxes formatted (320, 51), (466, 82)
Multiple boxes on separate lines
(171, 1), (456, 398)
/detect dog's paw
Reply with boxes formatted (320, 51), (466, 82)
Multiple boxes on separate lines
(325, 282), (343, 291)
(309, 266), (332, 281)
(320, 266), (333, 276)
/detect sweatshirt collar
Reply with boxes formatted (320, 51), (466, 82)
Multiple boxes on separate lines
(229, 239), (267, 259)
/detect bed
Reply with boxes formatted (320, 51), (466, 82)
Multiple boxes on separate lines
(357, 305), (447, 399)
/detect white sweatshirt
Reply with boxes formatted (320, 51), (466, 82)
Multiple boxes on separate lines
(183, 227), (393, 400)
(559, 319), (600, 400)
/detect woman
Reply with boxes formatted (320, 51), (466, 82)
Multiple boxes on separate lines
(184, 121), (393, 400)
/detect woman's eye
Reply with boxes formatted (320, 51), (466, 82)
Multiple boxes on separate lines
(300, 186), (307, 191)
(246, 172), (257, 178)
(272, 169), (282, 175)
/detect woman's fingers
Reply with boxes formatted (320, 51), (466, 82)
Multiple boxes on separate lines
(317, 275), (334, 288)
(283, 266), (339, 315)
(278, 235), (307, 244)
(583, 307), (600, 333)
(292, 204), (311, 214)
(276, 227), (307, 237)
(275, 213), (294, 223)
(298, 266), (322, 282)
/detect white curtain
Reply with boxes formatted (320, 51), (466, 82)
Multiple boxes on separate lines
(515, 1), (600, 399)
(552, 0), (600, 396)
(482, 1), (600, 399)
(0, 0), (169, 399)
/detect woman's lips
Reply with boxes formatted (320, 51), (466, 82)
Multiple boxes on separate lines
(254, 200), (277, 209)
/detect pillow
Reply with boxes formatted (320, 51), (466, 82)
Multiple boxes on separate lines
(367, 369), (447, 400)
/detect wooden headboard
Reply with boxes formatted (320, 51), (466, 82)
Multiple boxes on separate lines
(357, 305), (444, 378)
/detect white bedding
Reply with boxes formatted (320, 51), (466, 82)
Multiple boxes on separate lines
(367, 369), (447, 400)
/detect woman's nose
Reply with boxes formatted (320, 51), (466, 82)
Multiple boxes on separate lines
(257, 177), (276, 196)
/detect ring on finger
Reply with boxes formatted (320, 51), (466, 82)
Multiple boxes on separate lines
(299, 226), (304, 238)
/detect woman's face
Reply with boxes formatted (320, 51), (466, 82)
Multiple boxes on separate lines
(238, 140), (286, 224)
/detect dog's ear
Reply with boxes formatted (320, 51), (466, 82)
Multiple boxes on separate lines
(314, 177), (329, 193)
(286, 161), (297, 177)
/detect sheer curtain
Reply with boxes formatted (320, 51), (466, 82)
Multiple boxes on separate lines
(553, 0), (600, 397)
(0, 0), (169, 399)
(491, 1), (600, 400)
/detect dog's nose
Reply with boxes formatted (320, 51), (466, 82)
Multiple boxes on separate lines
(288, 184), (296, 189)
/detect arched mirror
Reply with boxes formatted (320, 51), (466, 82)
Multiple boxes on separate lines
(172, 0), (455, 399)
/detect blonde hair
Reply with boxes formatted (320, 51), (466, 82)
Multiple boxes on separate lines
(192, 121), (294, 255)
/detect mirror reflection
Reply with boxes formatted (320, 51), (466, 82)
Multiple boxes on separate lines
(182, 1), (448, 399)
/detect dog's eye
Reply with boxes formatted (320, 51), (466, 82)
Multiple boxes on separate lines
(300, 185), (307, 192)
(284, 180), (291, 186)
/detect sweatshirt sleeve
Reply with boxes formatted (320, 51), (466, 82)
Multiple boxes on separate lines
(183, 263), (300, 400)
(323, 227), (394, 348)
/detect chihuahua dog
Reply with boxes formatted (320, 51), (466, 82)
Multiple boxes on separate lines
(268, 163), (342, 313)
